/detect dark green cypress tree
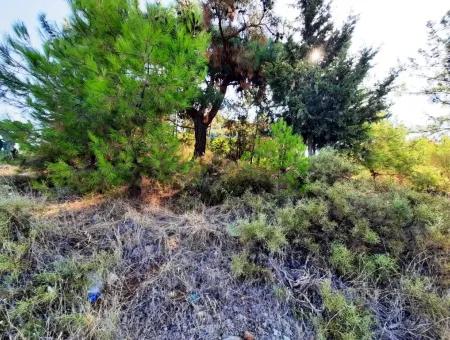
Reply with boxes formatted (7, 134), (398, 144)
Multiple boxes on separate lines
(264, 0), (397, 154)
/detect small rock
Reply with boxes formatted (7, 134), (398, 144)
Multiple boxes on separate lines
(223, 337), (242, 340)
(243, 331), (255, 340)
(273, 329), (281, 337)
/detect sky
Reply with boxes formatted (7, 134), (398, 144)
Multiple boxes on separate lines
(0, 0), (449, 128)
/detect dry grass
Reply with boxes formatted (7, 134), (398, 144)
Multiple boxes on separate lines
(1, 186), (306, 339)
(0, 164), (19, 177)
(2, 170), (449, 339)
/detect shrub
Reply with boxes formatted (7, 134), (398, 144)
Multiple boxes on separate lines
(329, 243), (356, 276)
(210, 136), (232, 158)
(231, 253), (270, 280)
(222, 164), (274, 197)
(317, 281), (374, 340)
(410, 164), (448, 192)
(235, 175), (450, 287)
(187, 162), (275, 206)
(252, 120), (309, 188)
(401, 276), (450, 338)
(238, 214), (286, 253)
(47, 161), (77, 189)
(360, 121), (417, 178)
(359, 253), (398, 283)
(307, 148), (358, 185)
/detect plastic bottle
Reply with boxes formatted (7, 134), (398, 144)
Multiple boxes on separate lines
(87, 272), (103, 303)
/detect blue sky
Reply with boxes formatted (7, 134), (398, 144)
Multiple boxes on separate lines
(0, 0), (449, 128)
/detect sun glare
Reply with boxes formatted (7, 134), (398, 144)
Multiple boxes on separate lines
(308, 47), (324, 63)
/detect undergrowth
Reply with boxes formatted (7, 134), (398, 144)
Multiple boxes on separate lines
(1, 148), (449, 339)
(229, 151), (450, 339)
(0, 186), (121, 339)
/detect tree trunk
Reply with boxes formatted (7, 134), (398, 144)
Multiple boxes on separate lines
(307, 140), (316, 156)
(193, 115), (208, 158)
(187, 80), (229, 158)
(128, 157), (142, 198)
(128, 175), (142, 198)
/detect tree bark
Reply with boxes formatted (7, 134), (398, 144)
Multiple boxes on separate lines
(128, 178), (142, 198)
(128, 156), (142, 198)
(307, 139), (316, 156)
(193, 115), (208, 157)
(187, 80), (229, 158)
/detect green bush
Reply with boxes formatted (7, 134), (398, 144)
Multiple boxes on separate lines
(307, 148), (358, 185)
(188, 162), (275, 206)
(329, 243), (356, 276)
(238, 214), (286, 253)
(410, 164), (448, 192)
(402, 277), (450, 320)
(47, 161), (77, 189)
(317, 281), (374, 340)
(401, 276), (450, 338)
(210, 136), (232, 158)
(252, 120), (309, 188)
(222, 164), (275, 197)
(231, 253), (271, 280)
(234, 175), (450, 286)
(359, 253), (398, 283)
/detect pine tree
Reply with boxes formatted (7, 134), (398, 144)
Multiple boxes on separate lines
(264, 0), (397, 154)
(417, 10), (450, 135)
(420, 10), (450, 106)
(180, 0), (278, 157)
(0, 0), (209, 194)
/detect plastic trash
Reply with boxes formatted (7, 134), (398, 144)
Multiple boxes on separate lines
(87, 272), (103, 303)
(187, 291), (201, 304)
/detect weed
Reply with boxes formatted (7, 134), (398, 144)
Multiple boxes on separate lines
(317, 280), (374, 340)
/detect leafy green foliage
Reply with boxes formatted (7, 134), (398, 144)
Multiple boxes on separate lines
(252, 120), (308, 187)
(402, 276), (450, 323)
(360, 121), (416, 177)
(231, 253), (270, 280)
(307, 148), (358, 185)
(210, 137), (232, 158)
(0, 120), (37, 154)
(360, 122), (450, 192)
(233, 171), (450, 286)
(221, 164), (274, 197)
(210, 117), (256, 160)
(329, 243), (356, 276)
(0, 1), (209, 193)
(185, 161), (274, 206)
(238, 214), (286, 253)
(264, 0), (396, 153)
(317, 281), (374, 340)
